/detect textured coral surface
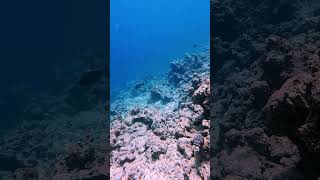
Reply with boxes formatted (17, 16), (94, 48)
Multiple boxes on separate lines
(110, 48), (210, 179)
(212, 0), (320, 179)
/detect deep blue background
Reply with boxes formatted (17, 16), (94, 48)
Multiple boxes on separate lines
(0, 0), (106, 93)
(110, 0), (209, 90)
(0, 0), (107, 129)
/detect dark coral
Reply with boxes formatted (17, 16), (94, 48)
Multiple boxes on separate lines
(212, 0), (320, 179)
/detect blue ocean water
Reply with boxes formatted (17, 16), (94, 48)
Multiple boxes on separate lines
(110, 0), (209, 91)
(0, 0), (107, 130)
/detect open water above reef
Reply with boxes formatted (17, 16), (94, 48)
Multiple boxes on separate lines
(110, 1), (210, 177)
(110, 0), (210, 91)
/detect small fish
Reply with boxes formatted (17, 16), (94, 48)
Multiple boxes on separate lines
(193, 44), (198, 48)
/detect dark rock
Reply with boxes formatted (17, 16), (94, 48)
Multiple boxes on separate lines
(0, 154), (25, 172)
(264, 73), (313, 135)
(211, 0), (320, 178)
(251, 81), (270, 107)
(65, 146), (95, 170)
(262, 36), (294, 90)
(298, 123), (320, 153)
(14, 168), (38, 180)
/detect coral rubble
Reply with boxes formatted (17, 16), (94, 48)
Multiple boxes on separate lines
(110, 48), (210, 179)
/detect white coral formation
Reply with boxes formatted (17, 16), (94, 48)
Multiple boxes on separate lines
(110, 48), (210, 179)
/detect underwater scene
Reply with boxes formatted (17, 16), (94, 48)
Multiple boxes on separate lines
(110, 0), (210, 179)
(0, 0), (108, 179)
(212, 0), (320, 179)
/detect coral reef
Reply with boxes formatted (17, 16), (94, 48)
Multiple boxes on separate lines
(110, 48), (210, 179)
(212, 0), (320, 179)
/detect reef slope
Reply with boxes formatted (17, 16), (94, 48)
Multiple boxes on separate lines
(110, 48), (210, 179)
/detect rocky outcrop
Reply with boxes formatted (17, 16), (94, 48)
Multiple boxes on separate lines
(212, 0), (320, 179)
(264, 73), (313, 135)
(168, 52), (209, 86)
(193, 78), (210, 118)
